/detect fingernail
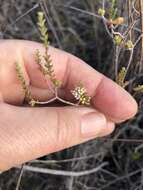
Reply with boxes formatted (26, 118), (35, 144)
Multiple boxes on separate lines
(107, 121), (115, 130)
(100, 121), (115, 137)
(81, 112), (106, 138)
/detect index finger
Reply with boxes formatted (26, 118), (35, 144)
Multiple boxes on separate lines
(22, 40), (137, 122)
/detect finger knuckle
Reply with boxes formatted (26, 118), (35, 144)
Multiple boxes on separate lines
(54, 108), (78, 150)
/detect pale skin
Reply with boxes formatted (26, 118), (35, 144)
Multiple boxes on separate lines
(0, 40), (138, 171)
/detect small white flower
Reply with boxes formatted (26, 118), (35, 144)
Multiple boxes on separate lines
(71, 86), (86, 100)
(71, 85), (91, 105)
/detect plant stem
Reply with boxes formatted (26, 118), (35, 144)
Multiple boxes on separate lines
(57, 97), (79, 106)
(15, 164), (24, 190)
(35, 97), (57, 105)
(126, 48), (134, 73)
(139, 0), (143, 71)
(35, 97), (79, 106)
(114, 46), (120, 79)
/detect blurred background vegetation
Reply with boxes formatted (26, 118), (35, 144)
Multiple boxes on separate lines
(0, 0), (143, 189)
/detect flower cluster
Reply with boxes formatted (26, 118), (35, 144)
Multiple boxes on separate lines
(37, 12), (61, 88)
(116, 67), (129, 88)
(71, 85), (91, 105)
(15, 62), (32, 101)
(134, 85), (143, 93)
(98, 8), (105, 17)
(37, 12), (49, 48)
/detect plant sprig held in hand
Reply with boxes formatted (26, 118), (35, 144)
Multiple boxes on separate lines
(15, 11), (91, 107)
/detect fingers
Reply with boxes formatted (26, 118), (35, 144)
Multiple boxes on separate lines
(22, 40), (138, 121)
(0, 103), (114, 171)
(0, 40), (138, 122)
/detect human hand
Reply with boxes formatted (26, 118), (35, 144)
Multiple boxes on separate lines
(0, 40), (137, 171)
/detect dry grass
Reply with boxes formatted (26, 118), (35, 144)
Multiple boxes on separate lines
(0, 0), (143, 190)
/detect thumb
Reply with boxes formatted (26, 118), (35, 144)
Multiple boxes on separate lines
(0, 104), (115, 171)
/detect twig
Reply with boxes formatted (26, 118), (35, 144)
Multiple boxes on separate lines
(35, 97), (57, 105)
(139, 0), (143, 71)
(48, 0), (64, 38)
(102, 0), (105, 10)
(102, 16), (114, 39)
(35, 96), (79, 106)
(17, 162), (108, 177)
(15, 164), (24, 190)
(123, 21), (137, 39)
(103, 137), (143, 143)
(132, 0), (140, 15)
(114, 46), (120, 79)
(127, 0), (134, 40)
(57, 97), (79, 106)
(13, 4), (39, 25)
(100, 168), (142, 189)
(134, 34), (143, 47)
(57, 4), (141, 34)
(135, 143), (143, 152)
(126, 48), (134, 73)
(30, 153), (103, 164)
(101, 169), (118, 178)
(40, 0), (62, 49)
(60, 5), (102, 19)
